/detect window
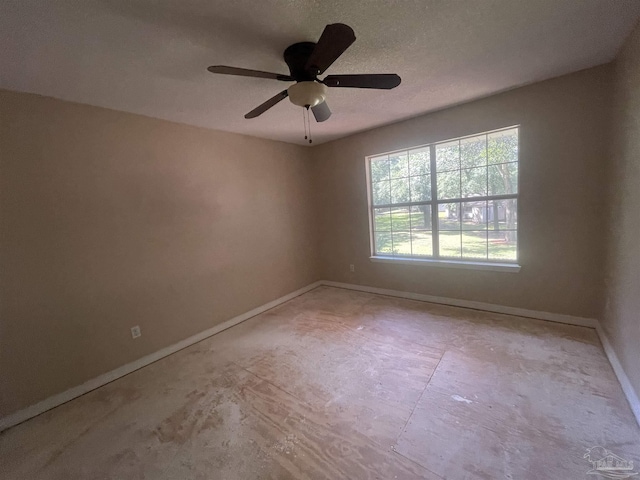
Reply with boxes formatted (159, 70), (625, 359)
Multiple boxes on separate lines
(368, 127), (519, 266)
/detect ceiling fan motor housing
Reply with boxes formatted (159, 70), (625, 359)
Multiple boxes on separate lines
(283, 42), (318, 80)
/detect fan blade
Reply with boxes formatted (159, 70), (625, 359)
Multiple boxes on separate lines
(311, 101), (332, 122)
(323, 74), (401, 89)
(208, 65), (293, 81)
(244, 90), (289, 119)
(305, 24), (356, 76)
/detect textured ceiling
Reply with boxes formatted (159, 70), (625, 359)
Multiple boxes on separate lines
(2, 1), (639, 145)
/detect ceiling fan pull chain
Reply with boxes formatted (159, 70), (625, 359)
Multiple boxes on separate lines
(302, 107), (308, 140)
(306, 107), (312, 144)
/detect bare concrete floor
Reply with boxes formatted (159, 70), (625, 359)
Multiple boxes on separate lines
(1, 286), (639, 479)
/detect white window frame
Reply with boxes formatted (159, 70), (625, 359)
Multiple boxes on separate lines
(366, 126), (521, 272)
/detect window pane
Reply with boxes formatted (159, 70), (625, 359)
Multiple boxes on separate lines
(488, 231), (517, 260)
(462, 231), (488, 259)
(373, 207), (391, 232)
(437, 170), (460, 200)
(462, 201), (487, 230)
(411, 231), (433, 256)
(438, 202), (460, 230)
(389, 152), (409, 179)
(370, 127), (518, 263)
(436, 140), (459, 172)
(439, 231), (461, 258)
(392, 231), (411, 255)
(375, 232), (392, 255)
(409, 147), (430, 176)
(390, 178), (410, 204)
(391, 208), (411, 230)
(460, 135), (487, 169)
(487, 199), (517, 231)
(461, 167), (487, 198)
(372, 181), (390, 205)
(370, 155), (390, 183)
(411, 204), (433, 257)
(410, 175), (431, 202)
(488, 162), (518, 195)
(488, 128), (518, 165)
(410, 205), (432, 229)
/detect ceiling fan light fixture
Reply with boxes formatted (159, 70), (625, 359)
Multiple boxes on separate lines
(287, 81), (327, 107)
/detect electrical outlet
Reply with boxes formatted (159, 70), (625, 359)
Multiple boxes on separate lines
(349, 264), (355, 272)
(131, 325), (141, 339)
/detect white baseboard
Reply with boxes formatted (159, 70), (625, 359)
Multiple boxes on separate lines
(320, 281), (598, 328)
(0, 281), (323, 433)
(595, 323), (640, 427)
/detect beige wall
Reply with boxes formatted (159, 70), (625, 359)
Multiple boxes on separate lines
(312, 65), (612, 319)
(0, 90), (319, 417)
(603, 23), (640, 402)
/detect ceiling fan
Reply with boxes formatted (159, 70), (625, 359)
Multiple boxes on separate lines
(207, 23), (401, 123)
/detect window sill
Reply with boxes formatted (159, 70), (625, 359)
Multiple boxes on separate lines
(369, 256), (521, 273)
